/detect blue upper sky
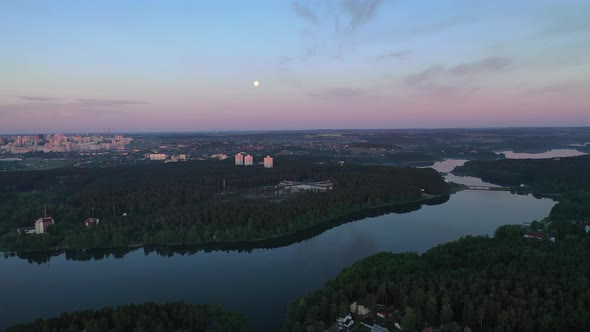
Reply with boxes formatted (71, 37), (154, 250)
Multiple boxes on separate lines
(1, 0), (589, 133)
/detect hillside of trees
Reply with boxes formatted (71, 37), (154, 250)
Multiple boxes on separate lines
(0, 160), (449, 251)
(5, 302), (246, 332)
(283, 225), (590, 332)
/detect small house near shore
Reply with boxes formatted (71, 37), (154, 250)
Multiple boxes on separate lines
(17, 227), (36, 235)
(84, 217), (100, 227)
(336, 314), (354, 328)
(350, 301), (371, 316)
(523, 231), (545, 240)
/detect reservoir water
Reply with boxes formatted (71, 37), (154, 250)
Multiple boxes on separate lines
(498, 148), (586, 159)
(0, 165), (556, 331)
(423, 159), (499, 187)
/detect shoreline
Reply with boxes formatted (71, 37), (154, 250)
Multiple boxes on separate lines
(1, 192), (455, 255)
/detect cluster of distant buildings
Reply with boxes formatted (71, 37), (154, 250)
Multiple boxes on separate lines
(329, 301), (400, 332)
(330, 299), (460, 332)
(145, 153), (188, 162)
(0, 134), (132, 154)
(235, 153), (273, 168)
(17, 207), (99, 235)
(520, 219), (590, 242)
(144, 151), (275, 168)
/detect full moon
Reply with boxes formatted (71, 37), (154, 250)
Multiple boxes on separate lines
(253, 80), (260, 87)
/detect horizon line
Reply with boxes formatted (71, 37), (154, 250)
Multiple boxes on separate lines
(2, 125), (590, 136)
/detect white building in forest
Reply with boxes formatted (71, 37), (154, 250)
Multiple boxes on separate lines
(34, 216), (54, 234)
(147, 153), (167, 161)
(277, 180), (333, 193)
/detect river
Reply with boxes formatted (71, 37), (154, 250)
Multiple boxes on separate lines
(0, 163), (556, 331)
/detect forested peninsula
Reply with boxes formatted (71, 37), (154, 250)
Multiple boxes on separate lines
(5, 302), (246, 332)
(0, 160), (449, 251)
(283, 225), (590, 331)
(454, 155), (590, 193)
(283, 155), (590, 331)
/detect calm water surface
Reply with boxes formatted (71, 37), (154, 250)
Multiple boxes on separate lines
(425, 159), (500, 187)
(0, 189), (555, 331)
(498, 149), (586, 159)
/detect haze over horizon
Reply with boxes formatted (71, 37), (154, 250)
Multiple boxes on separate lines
(4, 126), (590, 137)
(2, 0), (589, 133)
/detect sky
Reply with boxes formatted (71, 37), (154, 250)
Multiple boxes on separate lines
(1, 0), (589, 133)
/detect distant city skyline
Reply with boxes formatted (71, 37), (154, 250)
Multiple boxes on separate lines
(0, 133), (132, 154)
(1, 0), (589, 133)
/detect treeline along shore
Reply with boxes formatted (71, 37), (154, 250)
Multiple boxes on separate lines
(455, 155), (590, 223)
(5, 302), (247, 332)
(0, 159), (449, 251)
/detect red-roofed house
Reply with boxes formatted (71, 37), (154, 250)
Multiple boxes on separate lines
(523, 231), (545, 240)
(34, 216), (54, 234)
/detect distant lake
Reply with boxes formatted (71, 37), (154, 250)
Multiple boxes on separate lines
(498, 149), (586, 159)
(0, 188), (555, 331)
(426, 159), (468, 173)
(424, 159), (500, 187)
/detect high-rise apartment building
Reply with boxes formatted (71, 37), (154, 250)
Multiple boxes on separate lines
(235, 153), (244, 165)
(264, 156), (273, 168)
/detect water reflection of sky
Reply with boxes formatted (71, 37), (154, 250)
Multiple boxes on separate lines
(427, 159), (468, 173)
(498, 149), (586, 159)
(424, 150), (588, 187)
(0, 190), (555, 332)
(443, 174), (500, 187)
(422, 159), (500, 187)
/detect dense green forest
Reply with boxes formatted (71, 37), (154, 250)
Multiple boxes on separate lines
(454, 155), (590, 193)
(549, 190), (590, 221)
(0, 160), (449, 251)
(5, 302), (246, 332)
(455, 155), (590, 224)
(3, 196), (451, 264)
(283, 225), (590, 332)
